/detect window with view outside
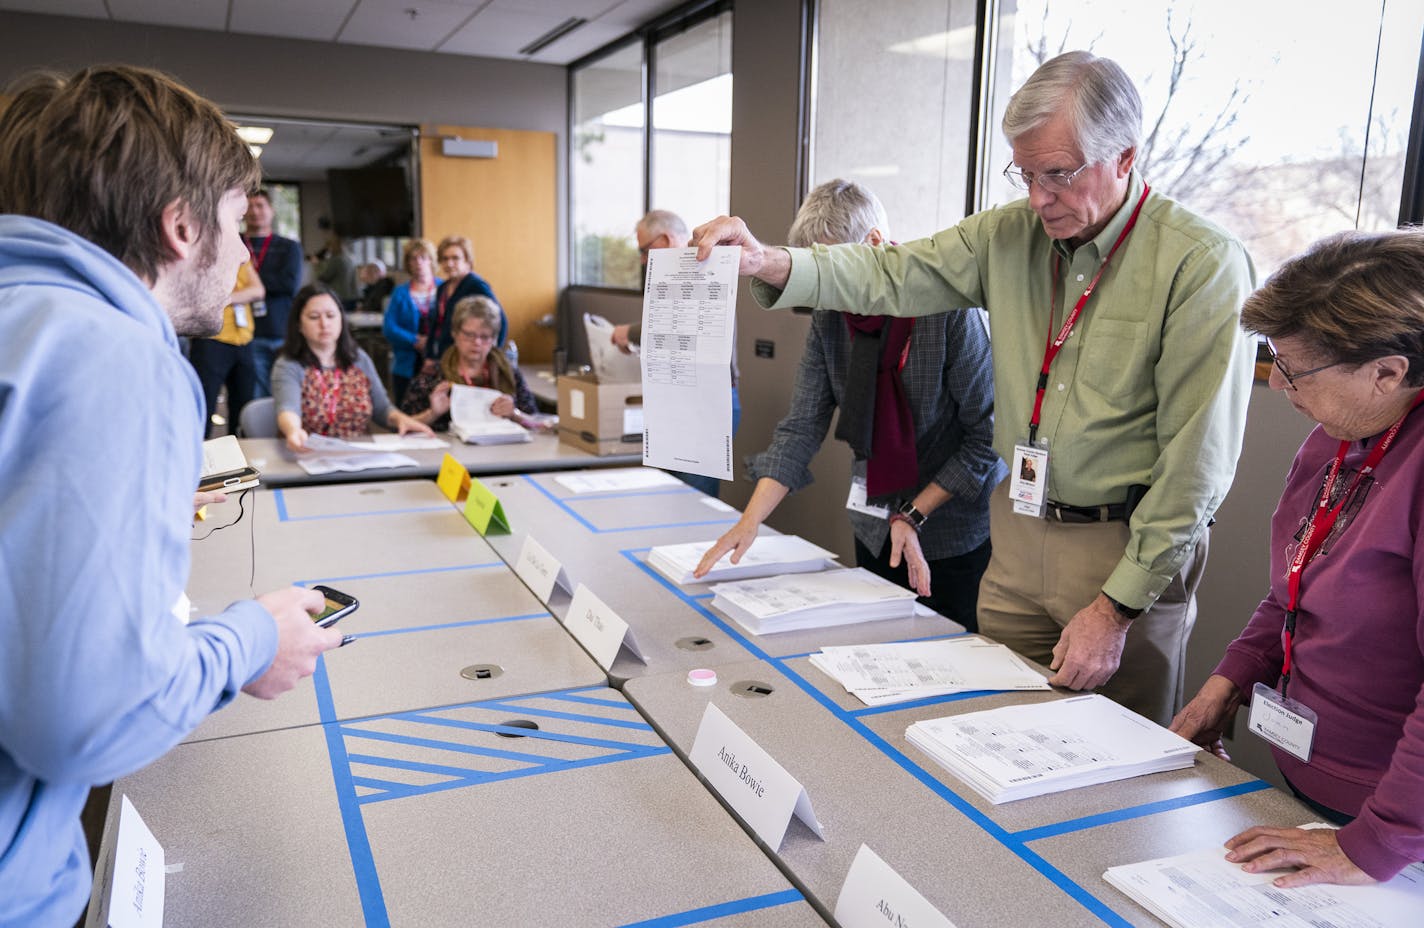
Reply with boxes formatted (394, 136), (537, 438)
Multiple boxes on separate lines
(981, 0), (1424, 277)
(651, 11), (732, 235)
(811, 0), (999, 240)
(572, 42), (645, 288)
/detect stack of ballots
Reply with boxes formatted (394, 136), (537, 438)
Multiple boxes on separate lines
(710, 567), (917, 635)
(906, 694), (1200, 803)
(647, 535), (836, 585)
(809, 638), (1050, 707)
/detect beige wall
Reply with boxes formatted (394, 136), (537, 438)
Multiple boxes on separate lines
(421, 126), (558, 363)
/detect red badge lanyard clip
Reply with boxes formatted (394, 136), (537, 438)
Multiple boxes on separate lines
(1027, 186), (1150, 444)
(1280, 388), (1424, 696)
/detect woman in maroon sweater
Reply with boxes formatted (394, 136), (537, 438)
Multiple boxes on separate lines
(1173, 230), (1424, 887)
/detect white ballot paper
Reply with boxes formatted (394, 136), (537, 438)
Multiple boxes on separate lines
(689, 703), (824, 850)
(583, 312), (643, 383)
(810, 638), (1050, 707)
(710, 568), (918, 635)
(369, 432), (450, 451)
(906, 694), (1199, 803)
(296, 435), (420, 475)
(1104, 832), (1424, 928)
(448, 384), (531, 445)
(647, 535), (837, 585)
(640, 246), (738, 480)
(835, 844), (958, 928)
(553, 467), (684, 494)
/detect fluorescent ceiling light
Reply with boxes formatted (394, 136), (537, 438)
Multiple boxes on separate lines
(236, 125), (274, 145)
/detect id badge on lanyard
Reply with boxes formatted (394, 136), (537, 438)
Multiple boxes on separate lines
(846, 476), (891, 519)
(233, 304), (250, 329)
(1010, 440), (1049, 517)
(1248, 682), (1316, 762)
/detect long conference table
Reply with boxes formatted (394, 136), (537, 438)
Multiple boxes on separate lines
(88, 464), (1325, 927)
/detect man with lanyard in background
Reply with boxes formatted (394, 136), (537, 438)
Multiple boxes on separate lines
(692, 50), (1257, 725)
(244, 188), (304, 396)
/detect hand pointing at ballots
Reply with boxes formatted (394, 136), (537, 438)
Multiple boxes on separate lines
(243, 587), (345, 699)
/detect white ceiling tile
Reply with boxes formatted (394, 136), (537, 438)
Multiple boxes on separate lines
(526, 21), (630, 64)
(488, 0), (614, 17)
(0, 0), (108, 16)
(437, 6), (566, 58)
(107, 0), (227, 31)
(596, 0), (682, 29)
(339, 0), (477, 51)
(229, 0), (358, 43)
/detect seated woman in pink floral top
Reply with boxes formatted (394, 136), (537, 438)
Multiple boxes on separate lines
(273, 283), (432, 452)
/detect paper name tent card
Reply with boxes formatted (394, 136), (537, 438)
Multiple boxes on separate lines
(648, 535), (838, 585)
(449, 384), (531, 445)
(809, 638), (1051, 707)
(1104, 838), (1424, 928)
(199, 434), (260, 492)
(905, 694), (1199, 803)
(710, 567), (918, 635)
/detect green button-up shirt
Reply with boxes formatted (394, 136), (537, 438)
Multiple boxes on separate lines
(753, 172), (1257, 609)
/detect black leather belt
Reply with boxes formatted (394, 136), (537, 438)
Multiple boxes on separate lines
(1045, 500), (1128, 523)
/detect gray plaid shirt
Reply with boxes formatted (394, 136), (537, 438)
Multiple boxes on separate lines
(748, 308), (1004, 559)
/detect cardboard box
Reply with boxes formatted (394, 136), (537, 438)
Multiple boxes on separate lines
(557, 373), (644, 456)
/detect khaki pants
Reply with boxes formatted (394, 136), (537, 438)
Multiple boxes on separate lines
(977, 482), (1208, 725)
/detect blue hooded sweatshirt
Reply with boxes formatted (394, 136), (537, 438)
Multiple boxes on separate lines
(0, 215), (278, 927)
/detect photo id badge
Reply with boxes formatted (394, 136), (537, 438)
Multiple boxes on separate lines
(251, 299), (267, 318)
(233, 304), (250, 329)
(846, 476), (891, 519)
(1010, 440), (1049, 518)
(1248, 682), (1317, 762)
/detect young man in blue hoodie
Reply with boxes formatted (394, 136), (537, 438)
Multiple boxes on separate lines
(0, 67), (345, 927)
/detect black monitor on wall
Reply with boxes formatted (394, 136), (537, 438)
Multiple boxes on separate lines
(327, 166), (414, 238)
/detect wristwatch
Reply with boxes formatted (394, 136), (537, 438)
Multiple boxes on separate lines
(894, 500), (928, 532)
(1103, 592), (1143, 620)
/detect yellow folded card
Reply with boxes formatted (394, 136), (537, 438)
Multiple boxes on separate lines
(436, 453), (470, 503)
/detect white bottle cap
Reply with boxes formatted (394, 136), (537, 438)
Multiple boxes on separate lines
(686, 668), (718, 687)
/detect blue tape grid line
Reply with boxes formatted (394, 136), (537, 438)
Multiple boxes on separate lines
(617, 888), (805, 928)
(297, 561), (504, 585)
(335, 689), (669, 805)
(314, 656), (391, 927)
(348, 611), (547, 640)
(622, 550), (1142, 928)
(1010, 779), (1273, 844)
(273, 487), (448, 523)
(521, 473), (737, 533)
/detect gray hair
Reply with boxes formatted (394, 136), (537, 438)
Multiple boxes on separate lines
(1002, 51), (1142, 165)
(637, 209), (690, 246)
(787, 179), (889, 247)
(451, 295), (503, 335)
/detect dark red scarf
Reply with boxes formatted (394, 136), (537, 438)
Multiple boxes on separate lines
(835, 314), (918, 498)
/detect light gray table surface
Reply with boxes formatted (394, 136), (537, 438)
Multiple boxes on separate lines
(91, 689), (828, 928)
(183, 480), (607, 743)
(624, 658), (1317, 928)
(238, 431), (639, 487)
(476, 470), (964, 684)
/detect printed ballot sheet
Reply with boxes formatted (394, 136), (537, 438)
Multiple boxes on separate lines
(810, 638), (1050, 707)
(1104, 836), (1424, 928)
(640, 246), (739, 480)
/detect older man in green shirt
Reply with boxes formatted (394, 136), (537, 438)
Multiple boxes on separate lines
(693, 51), (1256, 725)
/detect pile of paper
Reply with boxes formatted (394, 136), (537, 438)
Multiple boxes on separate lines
(1105, 835), (1424, 928)
(809, 638), (1050, 706)
(710, 567), (917, 635)
(554, 467), (683, 494)
(906, 694), (1199, 803)
(297, 434), (419, 475)
(648, 535), (836, 585)
(450, 384), (530, 445)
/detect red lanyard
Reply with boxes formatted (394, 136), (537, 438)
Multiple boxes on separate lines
(244, 235), (272, 271)
(1280, 388), (1424, 694)
(1027, 185), (1150, 443)
(312, 368), (342, 431)
(431, 282), (455, 341)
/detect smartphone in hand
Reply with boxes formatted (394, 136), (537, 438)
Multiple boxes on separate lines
(310, 585), (359, 627)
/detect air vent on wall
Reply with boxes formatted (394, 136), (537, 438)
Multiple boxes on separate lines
(518, 17), (587, 56)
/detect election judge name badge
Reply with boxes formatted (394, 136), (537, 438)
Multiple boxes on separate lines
(1010, 440), (1049, 517)
(1248, 682), (1317, 762)
(845, 476), (890, 519)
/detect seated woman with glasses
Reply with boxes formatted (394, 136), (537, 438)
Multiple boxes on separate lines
(401, 295), (536, 431)
(1171, 230), (1424, 888)
(272, 283), (434, 452)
